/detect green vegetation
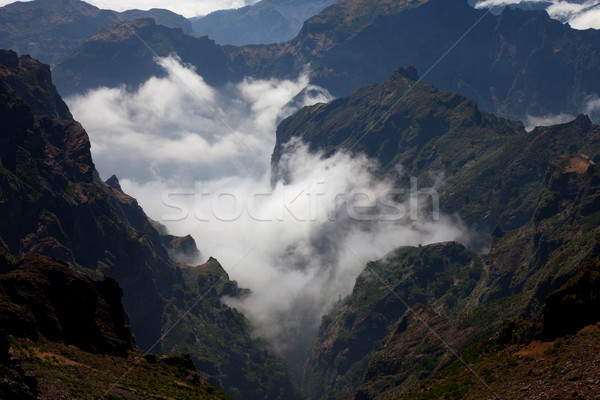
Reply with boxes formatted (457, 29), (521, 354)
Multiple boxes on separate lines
(304, 242), (483, 399)
(305, 154), (600, 399)
(11, 337), (232, 400)
(274, 69), (600, 232)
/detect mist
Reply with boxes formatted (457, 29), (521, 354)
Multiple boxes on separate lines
(524, 95), (600, 131)
(67, 56), (475, 371)
(475, 0), (600, 29)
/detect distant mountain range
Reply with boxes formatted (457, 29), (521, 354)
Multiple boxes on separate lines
(0, 0), (193, 66)
(230, 0), (600, 121)
(45, 0), (600, 123)
(52, 18), (232, 97)
(190, 0), (336, 45)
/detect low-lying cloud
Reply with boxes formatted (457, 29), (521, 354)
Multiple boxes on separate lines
(524, 95), (600, 131)
(69, 56), (329, 182)
(67, 57), (474, 366)
(475, 0), (600, 29)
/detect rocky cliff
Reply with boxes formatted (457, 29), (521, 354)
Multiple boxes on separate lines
(0, 49), (302, 400)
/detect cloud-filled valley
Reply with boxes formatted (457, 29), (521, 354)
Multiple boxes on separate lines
(67, 56), (476, 359)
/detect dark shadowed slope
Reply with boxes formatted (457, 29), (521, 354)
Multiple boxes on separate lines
(0, 0), (192, 66)
(229, 0), (600, 120)
(273, 67), (600, 232)
(52, 18), (232, 96)
(0, 49), (302, 400)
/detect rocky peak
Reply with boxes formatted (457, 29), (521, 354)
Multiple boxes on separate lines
(0, 49), (18, 68)
(0, 50), (72, 120)
(161, 234), (202, 266)
(393, 65), (419, 81)
(106, 174), (123, 192)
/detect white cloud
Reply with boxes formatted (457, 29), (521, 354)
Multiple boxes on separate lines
(68, 56), (313, 182)
(0, 0), (260, 18)
(524, 112), (575, 131)
(524, 96), (600, 130)
(68, 56), (475, 358)
(475, 0), (600, 30)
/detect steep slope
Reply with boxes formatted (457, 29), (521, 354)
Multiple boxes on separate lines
(48, 0), (600, 119)
(0, 49), (301, 400)
(0, 0), (193, 66)
(304, 154), (600, 399)
(229, 0), (600, 120)
(52, 18), (232, 96)
(399, 256), (600, 400)
(0, 50), (71, 120)
(0, 253), (231, 400)
(273, 67), (600, 232)
(303, 242), (484, 399)
(0, 254), (134, 357)
(190, 0), (336, 45)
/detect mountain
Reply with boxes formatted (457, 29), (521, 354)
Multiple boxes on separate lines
(120, 8), (193, 35)
(228, 0), (600, 121)
(190, 0), (336, 45)
(0, 49), (301, 400)
(0, 254), (134, 357)
(303, 152), (600, 399)
(274, 66), (600, 398)
(0, 0), (193, 66)
(273, 67), (600, 232)
(52, 18), (232, 97)
(400, 256), (600, 399)
(0, 252), (232, 400)
(51, 0), (600, 121)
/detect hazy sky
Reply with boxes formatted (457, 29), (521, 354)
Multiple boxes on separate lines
(0, 0), (599, 26)
(0, 0), (259, 17)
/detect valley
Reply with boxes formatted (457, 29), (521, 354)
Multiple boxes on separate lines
(1, 0), (600, 399)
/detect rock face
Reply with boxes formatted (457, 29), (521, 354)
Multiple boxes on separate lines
(0, 0), (193, 66)
(0, 254), (134, 356)
(0, 50), (165, 350)
(0, 51), (302, 400)
(229, 0), (600, 120)
(543, 257), (600, 339)
(0, 50), (71, 120)
(303, 242), (483, 399)
(0, 329), (37, 400)
(161, 234), (202, 266)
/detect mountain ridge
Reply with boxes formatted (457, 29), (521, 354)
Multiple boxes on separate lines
(0, 0), (193, 66)
(190, 0), (337, 45)
(228, 0), (600, 121)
